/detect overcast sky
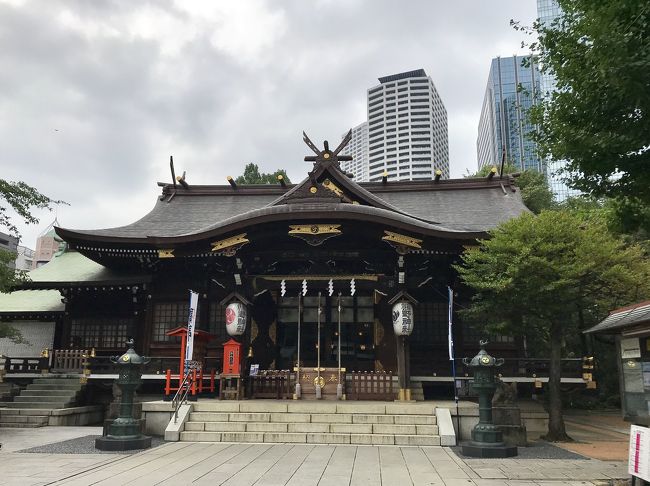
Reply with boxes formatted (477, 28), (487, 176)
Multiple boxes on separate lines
(1, 0), (537, 249)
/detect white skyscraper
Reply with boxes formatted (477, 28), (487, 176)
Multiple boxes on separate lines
(340, 121), (369, 181)
(357, 69), (449, 182)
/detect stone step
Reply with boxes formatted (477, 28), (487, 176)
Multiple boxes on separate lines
(0, 408), (54, 416)
(191, 401), (437, 416)
(1, 401), (72, 409)
(0, 384), (21, 402)
(185, 420), (439, 436)
(26, 384), (82, 391)
(0, 421), (46, 428)
(0, 414), (49, 425)
(14, 395), (76, 403)
(32, 379), (83, 385)
(187, 411), (436, 425)
(179, 430), (441, 445)
(20, 389), (79, 397)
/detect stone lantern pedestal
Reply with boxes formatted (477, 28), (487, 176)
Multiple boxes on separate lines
(461, 341), (517, 458)
(96, 339), (152, 451)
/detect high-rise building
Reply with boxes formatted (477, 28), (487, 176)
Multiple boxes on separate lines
(15, 245), (34, 271)
(362, 69), (449, 182)
(31, 221), (61, 269)
(0, 231), (19, 271)
(477, 55), (543, 173)
(537, 0), (580, 200)
(340, 122), (369, 181)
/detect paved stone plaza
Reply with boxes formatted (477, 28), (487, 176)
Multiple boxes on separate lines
(0, 426), (629, 486)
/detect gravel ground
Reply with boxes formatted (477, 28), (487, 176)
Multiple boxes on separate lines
(453, 439), (588, 460)
(17, 435), (166, 454)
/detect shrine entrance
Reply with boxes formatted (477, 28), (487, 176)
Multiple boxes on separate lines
(275, 294), (376, 373)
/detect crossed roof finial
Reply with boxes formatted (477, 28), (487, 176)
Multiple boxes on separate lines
(303, 130), (353, 166)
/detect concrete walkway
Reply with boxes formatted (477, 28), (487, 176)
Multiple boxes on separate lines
(0, 430), (629, 486)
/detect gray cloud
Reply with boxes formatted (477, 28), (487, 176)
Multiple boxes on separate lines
(0, 0), (536, 248)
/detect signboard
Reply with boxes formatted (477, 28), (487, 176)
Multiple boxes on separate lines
(184, 291), (199, 372)
(629, 425), (650, 481)
(623, 360), (645, 393)
(186, 360), (202, 370)
(621, 337), (642, 359)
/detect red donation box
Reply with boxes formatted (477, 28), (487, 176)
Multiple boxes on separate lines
(222, 339), (242, 375)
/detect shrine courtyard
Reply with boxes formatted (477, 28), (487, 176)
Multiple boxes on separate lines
(0, 414), (630, 486)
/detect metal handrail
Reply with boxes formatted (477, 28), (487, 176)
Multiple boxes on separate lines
(172, 369), (194, 424)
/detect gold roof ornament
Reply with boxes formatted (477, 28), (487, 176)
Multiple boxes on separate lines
(288, 224), (342, 246)
(211, 233), (250, 257)
(381, 231), (423, 255)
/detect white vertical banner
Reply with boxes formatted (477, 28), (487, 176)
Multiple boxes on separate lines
(447, 286), (454, 361)
(185, 290), (199, 372)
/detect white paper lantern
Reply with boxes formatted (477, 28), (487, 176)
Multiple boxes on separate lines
(392, 301), (414, 336)
(225, 302), (247, 336)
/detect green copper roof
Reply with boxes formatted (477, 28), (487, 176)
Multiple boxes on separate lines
(23, 250), (149, 289)
(0, 250), (149, 315)
(0, 289), (63, 314)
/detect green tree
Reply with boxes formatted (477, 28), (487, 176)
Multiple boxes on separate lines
(523, 1), (650, 202)
(467, 164), (555, 214)
(1, 179), (58, 341)
(455, 210), (650, 441)
(235, 163), (291, 185)
(560, 195), (650, 252)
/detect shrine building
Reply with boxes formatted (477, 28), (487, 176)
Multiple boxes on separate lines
(1, 132), (539, 400)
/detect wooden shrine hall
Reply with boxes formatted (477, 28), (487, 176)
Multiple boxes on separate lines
(4, 131), (535, 400)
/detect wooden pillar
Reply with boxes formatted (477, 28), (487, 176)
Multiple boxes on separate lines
(396, 335), (411, 400)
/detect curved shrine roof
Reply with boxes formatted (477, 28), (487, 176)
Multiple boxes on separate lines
(56, 176), (530, 244)
(56, 131), (530, 245)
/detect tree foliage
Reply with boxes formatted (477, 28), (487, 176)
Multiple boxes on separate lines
(455, 210), (650, 440)
(235, 163), (291, 185)
(560, 195), (650, 252)
(1, 179), (59, 342)
(0, 180), (55, 237)
(524, 1), (650, 202)
(467, 164), (555, 214)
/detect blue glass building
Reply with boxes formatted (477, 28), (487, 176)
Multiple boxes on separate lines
(537, 0), (581, 200)
(477, 55), (543, 173)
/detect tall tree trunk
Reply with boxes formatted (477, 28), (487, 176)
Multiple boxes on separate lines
(576, 305), (592, 356)
(543, 322), (572, 442)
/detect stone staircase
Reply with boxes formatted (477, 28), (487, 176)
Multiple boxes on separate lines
(0, 382), (20, 402)
(180, 401), (441, 445)
(0, 377), (84, 428)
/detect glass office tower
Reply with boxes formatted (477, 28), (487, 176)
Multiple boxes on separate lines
(477, 55), (543, 173)
(537, 0), (580, 200)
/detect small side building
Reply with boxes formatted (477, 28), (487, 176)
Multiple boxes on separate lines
(585, 301), (650, 426)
